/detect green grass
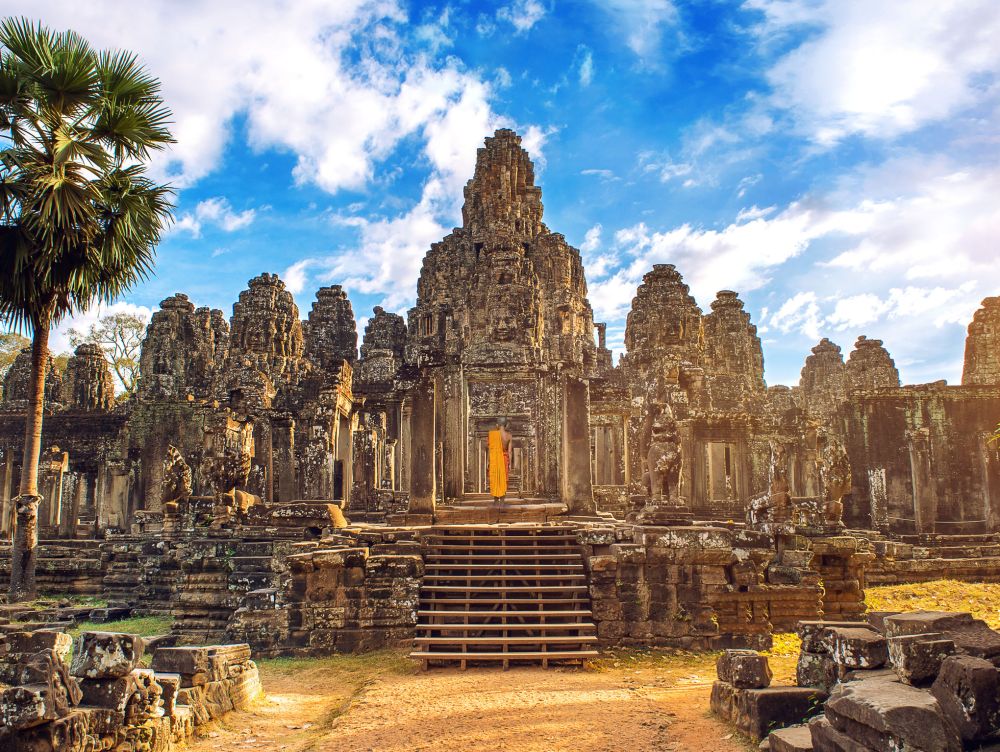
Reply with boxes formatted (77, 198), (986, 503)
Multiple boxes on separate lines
(259, 648), (416, 677)
(68, 615), (173, 639)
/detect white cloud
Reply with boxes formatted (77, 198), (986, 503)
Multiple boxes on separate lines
(497, 0), (546, 33)
(16, 1), (516, 197)
(747, 0), (1000, 143)
(282, 259), (318, 296)
(596, 0), (681, 64)
(578, 48), (595, 86)
(168, 197), (256, 238)
(768, 291), (823, 341)
(581, 225), (603, 255)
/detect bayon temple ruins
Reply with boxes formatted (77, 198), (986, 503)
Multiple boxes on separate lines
(2, 130), (1000, 750)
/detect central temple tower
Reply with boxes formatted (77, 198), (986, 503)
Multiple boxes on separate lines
(405, 129), (600, 515)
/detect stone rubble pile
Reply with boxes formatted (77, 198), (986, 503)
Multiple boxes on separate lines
(0, 629), (261, 751)
(712, 609), (1000, 751)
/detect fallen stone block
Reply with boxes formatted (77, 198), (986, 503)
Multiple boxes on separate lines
(766, 724), (815, 752)
(864, 611), (900, 634)
(797, 651), (837, 693)
(70, 631), (143, 679)
(717, 649), (773, 689)
(825, 676), (961, 752)
(713, 682), (827, 741)
(797, 622), (866, 654)
(827, 628), (888, 674)
(807, 716), (871, 752)
(87, 606), (131, 623)
(930, 654), (1000, 744)
(884, 611), (1000, 664)
(151, 646), (210, 686)
(79, 675), (136, 711)
(887, 634), (955, 686)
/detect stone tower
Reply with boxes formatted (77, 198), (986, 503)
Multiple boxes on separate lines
(405, 129), (598, 512)
(702, 290), (766, 409)
(800, 338), (847, 422)
(63, 344), (115, 411)
(963, 296), (1000, 386)
(846, 336), (900, 391)
(303, 285), (358, 371)
(1, 347), (63, 410)
(621, 264), (703, 382)
(138, 294), (229, 400)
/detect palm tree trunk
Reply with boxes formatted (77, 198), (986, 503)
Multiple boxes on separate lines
(8, 317), (51, 602)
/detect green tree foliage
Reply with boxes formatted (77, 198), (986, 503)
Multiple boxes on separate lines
(0, 17), (174, 600)
(69, 311), (146, 395)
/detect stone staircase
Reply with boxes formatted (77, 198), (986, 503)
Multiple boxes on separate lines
(410, 525), (599, 669)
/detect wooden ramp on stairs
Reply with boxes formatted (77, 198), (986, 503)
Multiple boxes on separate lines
(410, 525), (599, 669)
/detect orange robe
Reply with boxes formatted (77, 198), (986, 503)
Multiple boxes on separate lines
(488, 429), (508, 498)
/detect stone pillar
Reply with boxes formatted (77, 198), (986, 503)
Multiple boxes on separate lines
(274, 417), (296, 503)
(562, 377), (595, 515)
(408, 378), (437, 516)
(400, 399), (412, 494)
(93, 463), (107, 531)
(442, 371), (464, 501)
(39, 449), (69, 529)
(0, 450), (13, 537)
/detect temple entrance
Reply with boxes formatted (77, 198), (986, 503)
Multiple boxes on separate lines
(466, 416), (535, 498)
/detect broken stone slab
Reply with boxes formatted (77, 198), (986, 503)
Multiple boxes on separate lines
(765, 724), (814, 752)
(797, 621), (866, 654)
(825, 675), (961, 752)
(717, 649), (773, 689)
(807, 716), (871, 752)
(712, 681), (827, 741)
(884, 611), (1000, 664)
(151, 646), (211, 686)
(887, 633), (956, 686)
(826, 628), (888, 674)
(79, 674), (140, 711)
(930, 654), (1000, 744)
(70, 631), (144, 679)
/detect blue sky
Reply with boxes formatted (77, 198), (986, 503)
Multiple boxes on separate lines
(15, 0), (1000, 385)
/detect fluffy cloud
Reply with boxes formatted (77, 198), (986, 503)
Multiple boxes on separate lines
(15, 1), (510, 196)
(497, 0), (547, 33)
(747, 0), (1000, 143)
(578, 47), (595, 86)
(596, 0), (681, 64)
(170, 197), (256, 238)
(49, 302), (154, 357)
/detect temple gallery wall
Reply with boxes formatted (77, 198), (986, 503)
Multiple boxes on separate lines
(0, 130), (998, 659)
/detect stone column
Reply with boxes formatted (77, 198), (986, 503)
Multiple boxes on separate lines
(561, 376), (595, 515)
(274, 417), (296, 503)
(0, 450), (13, 537)
(408, 378), (437, 516)
(39, 449), (69, 530)
(400, 399), (412, 494)
(442, 370), (465, 501)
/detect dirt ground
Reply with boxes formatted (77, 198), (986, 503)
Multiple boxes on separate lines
(184, 647), (791, 752)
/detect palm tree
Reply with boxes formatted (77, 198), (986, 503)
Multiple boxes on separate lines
(0, 17), (174, 601)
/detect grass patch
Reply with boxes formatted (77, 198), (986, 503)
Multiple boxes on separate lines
(68, 615), (173, 639)
(865, 581), (1000, 629)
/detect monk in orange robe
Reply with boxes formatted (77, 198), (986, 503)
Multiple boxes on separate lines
(488, 417), (513, 502)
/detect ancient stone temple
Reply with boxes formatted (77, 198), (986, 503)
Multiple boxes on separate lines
(0, 129), (997, 675)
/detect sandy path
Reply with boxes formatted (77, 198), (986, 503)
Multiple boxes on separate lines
(184, 650), (756, 752)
